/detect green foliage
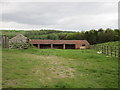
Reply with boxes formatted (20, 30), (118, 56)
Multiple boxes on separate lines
(47, 33), (59, 40)
(97, 41), (120, 47)
(1, 28), (120, 44)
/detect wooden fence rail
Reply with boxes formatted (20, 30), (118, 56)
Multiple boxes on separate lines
(90, 45), (120, 58)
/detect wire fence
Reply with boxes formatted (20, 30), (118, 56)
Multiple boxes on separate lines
(90, 44), (120, 58)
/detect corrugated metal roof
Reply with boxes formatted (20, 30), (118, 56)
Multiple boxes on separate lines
(30, 40), (90, 45)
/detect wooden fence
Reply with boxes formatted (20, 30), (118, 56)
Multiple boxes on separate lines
(90, 45), (120, 58)
(0, 35), (9, 48)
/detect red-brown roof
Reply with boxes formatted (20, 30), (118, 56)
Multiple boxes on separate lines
(30, 40), (90, 45)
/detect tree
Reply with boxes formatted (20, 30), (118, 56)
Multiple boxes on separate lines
(47, 33), (59, 40)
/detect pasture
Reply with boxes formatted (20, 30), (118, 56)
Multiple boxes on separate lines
(2, 48), (118, 88)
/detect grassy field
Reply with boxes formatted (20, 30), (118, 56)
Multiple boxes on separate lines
(2, 48), (118, 88)
(92, 41), (120, 57)
(97, 41), (120, 47)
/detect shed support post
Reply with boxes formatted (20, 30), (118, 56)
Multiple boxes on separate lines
(37, 44), (40, 48)
(51, 44), (53, 49)
(63, 44), (65, 49)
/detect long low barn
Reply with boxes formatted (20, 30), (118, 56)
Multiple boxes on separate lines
(30, 40), (90, 49)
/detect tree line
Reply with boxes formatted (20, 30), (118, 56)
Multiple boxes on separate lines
(1, 28), (120, 45)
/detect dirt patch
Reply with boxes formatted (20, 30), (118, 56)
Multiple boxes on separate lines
(31, 54), (76, 79)
(4, 80), (18, 86)
(24, 53), (45, 60)
(48, 66), (75, 78)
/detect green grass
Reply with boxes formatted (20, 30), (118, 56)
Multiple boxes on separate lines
(97, 41), (120, 47)
(93, 41), (120, 57)
(2, 48), (118, 88)
(0, 47), (2, 89)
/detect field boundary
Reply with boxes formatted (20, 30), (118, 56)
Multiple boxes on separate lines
(1, 35), (9, 48)
(90, 45), (120, 58)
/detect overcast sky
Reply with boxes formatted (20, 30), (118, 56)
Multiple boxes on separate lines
(0, 0), (119, 31)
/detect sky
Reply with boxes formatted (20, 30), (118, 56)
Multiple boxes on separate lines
(0, 0), (119, 31)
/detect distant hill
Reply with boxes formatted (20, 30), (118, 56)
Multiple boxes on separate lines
(0, 30), (74, 39)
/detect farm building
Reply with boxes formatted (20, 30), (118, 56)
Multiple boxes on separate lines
(30, 40), (90, 49)
(9, 34), (29, 49)
(6, 34), (90, 49)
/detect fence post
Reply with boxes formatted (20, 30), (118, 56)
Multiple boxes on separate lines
(101, 45), (102, 52)
(104, 45), (106, 54)
(102, 45), (103, 53)
(114, 47), (116, 57)
(118, 47), (120, 58)
(94, 45), (96, 50)
(106, 46), (108, 55)
(105, 45), (107, 54)
(111, 46), (113, 56)
(95, 45), (97, 50)
(98, 45), (100, 51)
(94, 45), (95, 50)
(103, 45), (104, 54)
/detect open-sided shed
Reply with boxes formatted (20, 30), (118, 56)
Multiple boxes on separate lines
(30, 40), (90, 49)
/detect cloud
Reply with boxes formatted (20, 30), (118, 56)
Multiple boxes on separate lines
(0, 1), (118, 31)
